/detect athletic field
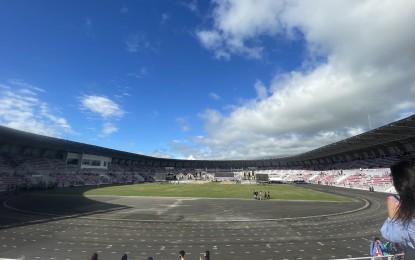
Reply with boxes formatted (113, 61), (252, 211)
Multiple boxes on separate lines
(38, 182), (353, 202)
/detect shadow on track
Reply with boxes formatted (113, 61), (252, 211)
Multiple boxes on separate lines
(0, 185), (131, 230)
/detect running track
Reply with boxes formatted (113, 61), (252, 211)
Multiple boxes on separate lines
(0, 184), (389, 260)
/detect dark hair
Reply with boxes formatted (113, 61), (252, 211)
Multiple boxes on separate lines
(147, 257), (154, 260)
(390, 157), (415, 222)
(178, 250), (185, 257)
(91, 253), (98, 260)
(121, 253), (127, 260)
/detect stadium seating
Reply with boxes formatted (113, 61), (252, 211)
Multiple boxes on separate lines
(0, 152), (399, 193)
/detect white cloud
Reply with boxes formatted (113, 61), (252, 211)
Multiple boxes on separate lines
(101, 122), (118, 137)
(126, 32), (150, 53)
(80, 95), (124, 119)
(182, 0), (199, 14)
(176, 117), (191, 132)
(7, 79), (45, 92)
(128, 67), (148, 79)
(39, 103), (71, 130)
(168, 139), (206, 160)
(0, 80), (74, 137)
(197, 33), (222, 59)
(79, 95), (124, 137)
(197, 30), (222, 50)
(254, 80), (268, 100)
(209, 92), (220, 100)
(196, 0), (284, 59)
(175, 0), (415, 160)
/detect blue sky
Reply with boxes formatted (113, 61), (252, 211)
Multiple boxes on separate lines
(1, 0), (415, 160)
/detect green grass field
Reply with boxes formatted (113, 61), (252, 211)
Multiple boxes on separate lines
(46, 183), (353, 202)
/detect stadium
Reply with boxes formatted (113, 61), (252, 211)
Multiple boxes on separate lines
(1, 114), (414, 260)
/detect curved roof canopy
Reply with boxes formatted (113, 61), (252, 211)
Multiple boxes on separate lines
(0, 114), (414, 169)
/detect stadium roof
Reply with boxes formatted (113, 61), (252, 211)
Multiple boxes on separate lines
(291, 114), (415, 162)
(0, 125), (155, 161)
(0, 114), (414, 168)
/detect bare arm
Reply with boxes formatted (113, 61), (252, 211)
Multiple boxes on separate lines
(387, 196), (399, 219)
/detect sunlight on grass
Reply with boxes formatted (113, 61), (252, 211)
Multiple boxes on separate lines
(80, 183), (353, 202)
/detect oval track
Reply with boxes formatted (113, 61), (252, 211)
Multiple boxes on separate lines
(0, 184), (389, 260)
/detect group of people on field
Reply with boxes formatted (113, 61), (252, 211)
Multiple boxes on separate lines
(253, 190), (270, 200)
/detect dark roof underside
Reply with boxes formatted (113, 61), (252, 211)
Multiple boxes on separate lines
(1, 114), (414, 168)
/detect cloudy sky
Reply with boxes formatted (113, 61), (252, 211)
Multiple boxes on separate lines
(1, 0), (414, 160)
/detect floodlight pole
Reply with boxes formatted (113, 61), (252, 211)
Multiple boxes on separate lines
(368, 114), (372, 130)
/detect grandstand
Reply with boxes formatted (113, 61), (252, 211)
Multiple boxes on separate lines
(0, 114), (414, 191)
